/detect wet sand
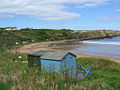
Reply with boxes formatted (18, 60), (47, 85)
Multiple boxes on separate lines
(11, 39), (120, 63)
(11, 39), (75, 53)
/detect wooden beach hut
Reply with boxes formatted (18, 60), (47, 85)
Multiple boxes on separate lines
(28, 51), (77, 75)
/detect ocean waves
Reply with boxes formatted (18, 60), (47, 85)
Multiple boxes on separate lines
(82, 41), (120, 45)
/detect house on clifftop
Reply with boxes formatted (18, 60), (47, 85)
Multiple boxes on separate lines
(0, 27), (17, 30)
(28, 51), (77, 76)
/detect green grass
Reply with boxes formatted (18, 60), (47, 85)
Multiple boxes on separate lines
(0, 53), (120, 90)
(0, 82), (11, 90)
(77, 58), (120, 89)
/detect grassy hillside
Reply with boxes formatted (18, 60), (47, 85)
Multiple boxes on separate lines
(0, 30), (24, 45)
(2, 29), (73, 42)
(0, 53), (120, 90)
(1, 29), (120, 47)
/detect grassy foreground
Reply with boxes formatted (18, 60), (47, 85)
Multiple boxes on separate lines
(0, 53), (120, 90)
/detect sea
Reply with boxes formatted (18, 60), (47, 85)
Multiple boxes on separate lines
(53, 36), (120, 58)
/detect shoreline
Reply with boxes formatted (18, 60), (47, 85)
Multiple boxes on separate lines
(10, 38), (120, 63)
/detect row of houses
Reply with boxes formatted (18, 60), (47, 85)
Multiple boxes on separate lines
(1, 40), (37, 46)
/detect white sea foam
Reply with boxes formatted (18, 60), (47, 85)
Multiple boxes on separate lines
(82, 41), (120, 45)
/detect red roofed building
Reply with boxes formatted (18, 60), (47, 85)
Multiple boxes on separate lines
(0, 27), (17, 30)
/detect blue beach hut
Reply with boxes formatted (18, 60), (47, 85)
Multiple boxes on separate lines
(28, 51), (77, 75)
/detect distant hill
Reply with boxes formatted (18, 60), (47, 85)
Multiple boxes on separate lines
(0, 28), (120, 47)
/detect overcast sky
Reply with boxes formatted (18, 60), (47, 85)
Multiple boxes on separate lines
(0, 0), (120, 30)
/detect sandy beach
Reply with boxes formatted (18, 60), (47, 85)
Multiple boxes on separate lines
(11, 39), (120, 63)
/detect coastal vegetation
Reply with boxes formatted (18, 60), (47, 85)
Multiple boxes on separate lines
(0, 29), (120, 47)
(0, 52), (120, 90)
(0, 29), (120, 90)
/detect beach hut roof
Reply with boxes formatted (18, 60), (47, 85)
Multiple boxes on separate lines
(40, 52), (76, 61)
(28, 51), (76, 61)
(28, 51), (52, 56)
